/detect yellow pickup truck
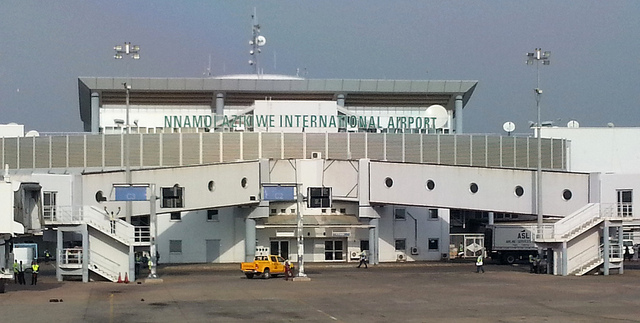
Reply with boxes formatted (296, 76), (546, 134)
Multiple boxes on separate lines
(241, 255), (294, 279)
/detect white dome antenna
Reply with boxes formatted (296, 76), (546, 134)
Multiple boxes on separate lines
(249, 8), (266, 76)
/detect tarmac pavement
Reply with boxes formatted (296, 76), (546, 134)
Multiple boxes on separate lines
(1, 260), (640, 322)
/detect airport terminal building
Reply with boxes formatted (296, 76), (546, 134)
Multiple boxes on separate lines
(0, 75), (637, 282)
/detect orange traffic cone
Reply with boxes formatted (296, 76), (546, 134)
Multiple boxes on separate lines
(117, 273), (123, 283)
(124, 272), (129, 284)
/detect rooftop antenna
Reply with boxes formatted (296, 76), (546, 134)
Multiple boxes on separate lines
(249, 7), (266, 76)
(203, 54), (212, 77)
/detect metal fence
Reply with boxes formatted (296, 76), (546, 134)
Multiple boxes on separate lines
(0, 132), (566, 171)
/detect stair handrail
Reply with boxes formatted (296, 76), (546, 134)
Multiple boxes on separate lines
(84, 206), (135, 244)
(568, 242), (601, 275)
(89, 249), (120, 279)
(47, 205), (84, 224)
(553, 203), (601, 237)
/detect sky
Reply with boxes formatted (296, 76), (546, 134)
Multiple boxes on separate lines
(1, 1), (640, 134)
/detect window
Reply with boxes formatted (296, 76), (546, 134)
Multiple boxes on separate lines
(308, 187), (332, 208)
(170, 212), (181, 221)
(514, 186), (524, 197)
(207, 209), (219, 221)
(169, 240), (182, 253)
(385, 177), (394, 188)
(340, 208), (346, 214)
(426, 180), (435, 191)
(469, 183), (478, 194)
(394, 208), (406, 221)
(43, 191), (57, 221)
(161, 185), (184, 208)
(428, 209), (438, 220)
(428, 238), (439, 250)
(562, 189), (572, 201)
(395, 239), (406, 251)
(324, 240), (343, 261)
(617, 190), (633, 217)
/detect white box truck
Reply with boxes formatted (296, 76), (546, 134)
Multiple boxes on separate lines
(485, 223), (538, 264)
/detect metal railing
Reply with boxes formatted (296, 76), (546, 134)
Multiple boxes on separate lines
(135, 226), (150, 243)
(59, 248), (83, 266)
(536, 203), (627, 241)
(89, 250), (120, 280)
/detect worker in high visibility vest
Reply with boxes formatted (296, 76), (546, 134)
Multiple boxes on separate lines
(476, 254), (485, 273)
(12, 260), (18, 284)
(31, 261), (40, 285)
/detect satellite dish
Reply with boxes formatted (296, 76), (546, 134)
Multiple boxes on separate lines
(425, 105), (448, 128)
(567, 120), (579, 128)
(502, 121), (516, 133)
(25, 130), (40, 137)
(256, 35), (266, 46)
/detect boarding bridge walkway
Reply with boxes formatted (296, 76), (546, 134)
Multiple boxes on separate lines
(536, 203), (627, 276)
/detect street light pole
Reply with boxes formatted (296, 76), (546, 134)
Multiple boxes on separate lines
(526, 48), (550, 231)
(114, 42), (140, 223)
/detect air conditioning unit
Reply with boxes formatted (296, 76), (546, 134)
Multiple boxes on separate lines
(410, 247), (419, 255)
(348, 247), (361, 260)
(311, 151), (322, 159)
(396, 251), (407, 262)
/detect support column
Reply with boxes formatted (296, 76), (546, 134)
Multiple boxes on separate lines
(82, 224), (89, 283)
(488, 212), (494, 226)
(337, 94), (345, 107)
(454, 95), (463, 133)
(245, 218), (256, 262)
(56, 229), (63, 282)
(91, 92), (100, 133)
(603, 220), (610, 276)
(215, 93), (224, 131)
(618, 225), (624, 274)
(369, 218), (379, 265)
(562, 241), (568, 276)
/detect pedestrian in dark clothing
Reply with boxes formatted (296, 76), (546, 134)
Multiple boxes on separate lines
(13, 260), (18, 284)
(357, 250), (368, 269)
(18, 261), (26, 285)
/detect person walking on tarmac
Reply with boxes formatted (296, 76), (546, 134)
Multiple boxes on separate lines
(31, 261), (40, 285)
(476, 254), (485, 273)
(529, 254), (537, 273)
(357, 250), (368, 269)
(284, 258), (292, 281)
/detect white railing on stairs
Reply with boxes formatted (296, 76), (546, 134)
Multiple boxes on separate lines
(568, 243), (601, 275)
(84, 206), (134, 244)
(89, 250), (120, 281)
(536, 203), (627, 241)
(59, 248), (83, 267)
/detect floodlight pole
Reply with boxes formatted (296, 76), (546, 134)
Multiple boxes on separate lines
(114, 42), (140, 223)
(296, 183), (306, 278)
(527, 48), (550, 244)
(148, 183), (159, 278)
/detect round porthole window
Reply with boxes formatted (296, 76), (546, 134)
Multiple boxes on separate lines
(514, 186), (524, 197)
(469, 183), (478, 194)
(426, 180), (435, 191)
(241, 177), (248, 188)
(208, 180), (215, 192)
(562, 189), (572, 201)
(95, 190), (106, 203)
(385, 177), (394, 188)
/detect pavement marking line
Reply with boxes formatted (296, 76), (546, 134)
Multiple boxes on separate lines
(109, 293), (114, 323)
(316, 309), (338, 321)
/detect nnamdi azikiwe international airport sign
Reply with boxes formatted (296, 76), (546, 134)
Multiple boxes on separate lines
(164, 114), (444, 131)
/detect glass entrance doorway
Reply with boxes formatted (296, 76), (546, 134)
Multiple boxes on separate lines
(270, 240), (290, 259)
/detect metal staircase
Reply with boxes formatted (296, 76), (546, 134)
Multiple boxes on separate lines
(49, 205), (135, 282)
(536, 203), (626, 276)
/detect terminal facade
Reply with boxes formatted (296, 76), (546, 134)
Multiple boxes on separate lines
(0, 75), (637, 281)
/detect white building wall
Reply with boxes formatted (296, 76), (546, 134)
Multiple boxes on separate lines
(369, 162), (590, 217)
(542, 127), (640, 174)
(157, 207), (243, 263)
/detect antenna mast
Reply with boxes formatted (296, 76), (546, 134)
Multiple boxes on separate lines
(249, 7), (266, 76)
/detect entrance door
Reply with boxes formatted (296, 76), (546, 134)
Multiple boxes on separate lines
(270, 240), (290, 259)
(206, 239), (220, 263)
(324, 240), (344, 261)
